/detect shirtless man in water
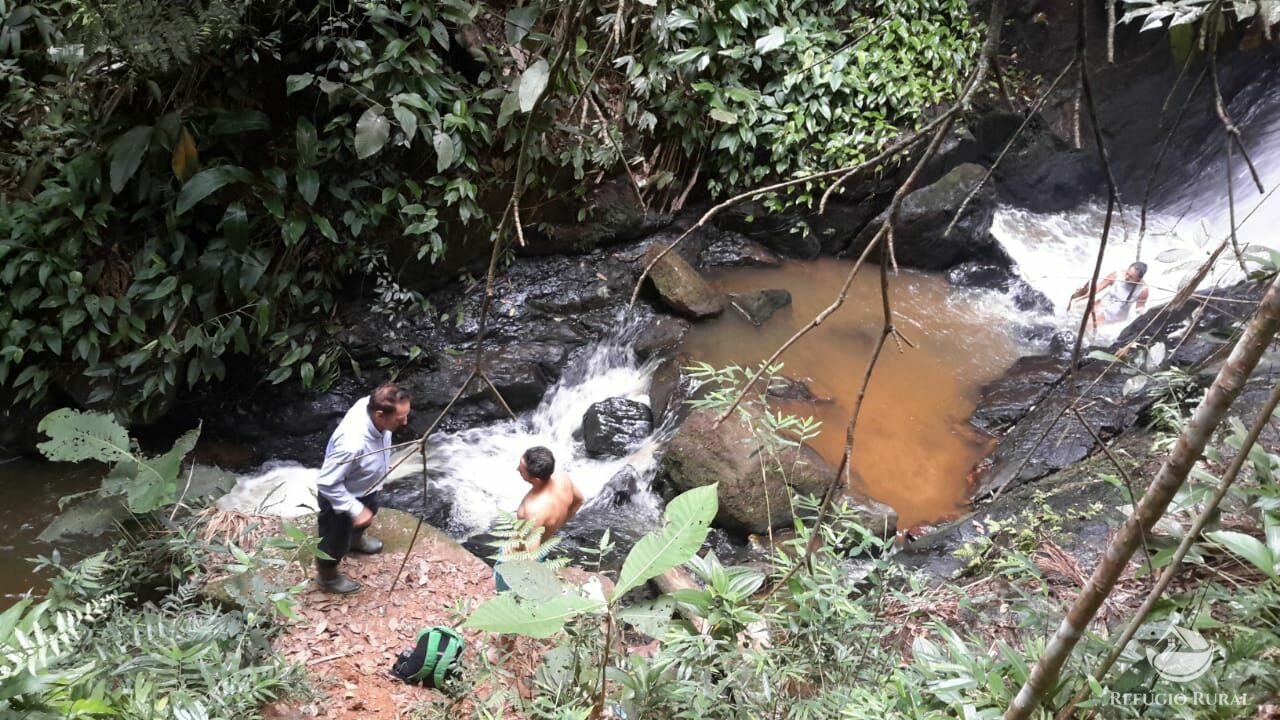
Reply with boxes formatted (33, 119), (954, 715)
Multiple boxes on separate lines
(515, 446), (582, 551)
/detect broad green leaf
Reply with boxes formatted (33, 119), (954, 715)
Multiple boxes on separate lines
(297, 168), (320, 205)
(497, 86), (520, 127)
(109, 125), (153, 193)
(209, 110), (271, 135)
(755, 26), (786, 54)
(37, 408), (131, 463)
(285, 73), (314, 95)
(393, 104), (418, 144)
(170, 127), (198, 182)
(709, 108), (738, 124)
(1205, 530), (1277, 579)
(506, 6), (538, 44)
(433, 132), (455, 172)
(463, 593), (603, 638)
(313, 215), (338, 243)
(175, 166), (251, 215)
(355, 107), (390, 159)
(1265, 511), (1280, 568)
(518, 58), (550, 113)
(496, 559), (561, 602)
(616, 596), (675, 639)
(38, 494), (129, 542)
(612, 484), (718, 600)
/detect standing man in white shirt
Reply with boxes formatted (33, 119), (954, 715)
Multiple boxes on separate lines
(313, 383), (412, 593)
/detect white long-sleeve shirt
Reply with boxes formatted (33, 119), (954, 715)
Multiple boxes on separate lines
(315, 397), (390, 518)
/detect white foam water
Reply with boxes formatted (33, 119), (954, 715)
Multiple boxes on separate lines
(992, 108), (1280, 343)
(216, 323), (666, 538)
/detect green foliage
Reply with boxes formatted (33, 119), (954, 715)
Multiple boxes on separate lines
(37, 408), (201, 514)
(0, 549), (306, 718)
(612, 483), (718, 600)
(462, 484), (718, 638)
(2, 0), (981, 422)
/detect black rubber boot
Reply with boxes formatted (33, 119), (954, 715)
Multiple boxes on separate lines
(350, 530), (384, 555)
(315, 561), (361, 594)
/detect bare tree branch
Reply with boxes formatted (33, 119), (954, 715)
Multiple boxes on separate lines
(1004, 272), (1280, 720)
(944, 59), (1076, 238)
(1055, 379), (1280, 720)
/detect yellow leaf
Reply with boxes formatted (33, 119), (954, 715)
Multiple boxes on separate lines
(171, 127), (199, 182)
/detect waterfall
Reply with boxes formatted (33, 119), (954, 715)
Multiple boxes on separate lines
(991, 105), (1280, 341)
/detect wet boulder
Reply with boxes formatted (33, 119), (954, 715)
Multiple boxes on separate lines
(641, 246), (725, 319)
(661, 407), (897, 535)
(648, 353), (696, 425)
(946, 262), (1053, 314)
(849, 163), (1010, 271)
(969, 355), (1068, 434)
(634, 317), (692, 362)
(582, 398), (654, 457)
(728, 289), (792, 326)
(699, 231), (782, 268)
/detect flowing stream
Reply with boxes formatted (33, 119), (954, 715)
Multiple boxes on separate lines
(6, 69), (1279, 603)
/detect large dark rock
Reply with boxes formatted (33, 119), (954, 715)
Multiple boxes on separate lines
(698, 231), (781, 268)
(582, 398), (654, 457)
(728, 289), (792, 326)
(848, 163), (1011, 271)
(971, 279), (1269, 499)
(531, 176), (669, 256)
(946, 262), (1054, 315)
(714, 201), (820, 259)
(633, 317), (691, 362)
(766, 375), (834, 404)
(969, 355), (1068, 434)
(662, 408), (831, 533)
(641, 246), (724, 318)
(661, 407), (896, 535)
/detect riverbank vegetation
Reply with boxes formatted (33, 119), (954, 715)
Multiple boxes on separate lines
(1, 0), (977, 424)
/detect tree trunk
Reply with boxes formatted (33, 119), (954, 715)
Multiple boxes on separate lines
(1004, 273), (1280, 720)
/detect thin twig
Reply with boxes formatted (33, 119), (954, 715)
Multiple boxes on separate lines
(1138, 65), (1208, 239)
(1225, 137), (1248, 275)
(1055, 380), (1280, 720)
(1067, 405), (1153, 573)
(943, 59), (1075, 238)
(1208, 2), (1265, 194)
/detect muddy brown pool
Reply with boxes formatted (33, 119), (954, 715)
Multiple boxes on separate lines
(681, 258), (1025, 529)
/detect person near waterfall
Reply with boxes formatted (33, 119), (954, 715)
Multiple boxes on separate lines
(495, 446), (583, 591)
(312, 383), (412, 594)
(1068, 261), (1150, 332)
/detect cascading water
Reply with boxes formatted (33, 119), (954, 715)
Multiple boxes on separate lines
(217, 318), (667, 540)
(992, 92), (1280, 341)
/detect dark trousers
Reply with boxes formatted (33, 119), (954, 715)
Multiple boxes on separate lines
(316, 492), (379, 569)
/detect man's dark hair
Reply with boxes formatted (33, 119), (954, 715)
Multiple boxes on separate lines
(522, 446), (555, 480)
(1129, 261), (1148, 278)
(369, 383), (411, 416)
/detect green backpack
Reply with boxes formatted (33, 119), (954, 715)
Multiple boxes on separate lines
(390, 626), (465, 689)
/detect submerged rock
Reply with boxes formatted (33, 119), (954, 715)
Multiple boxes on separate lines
(728, 289), (792, 326)
(642, 246), (725, 319)
(765, 375), (834, 404)
(582, 398), (654, 457)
